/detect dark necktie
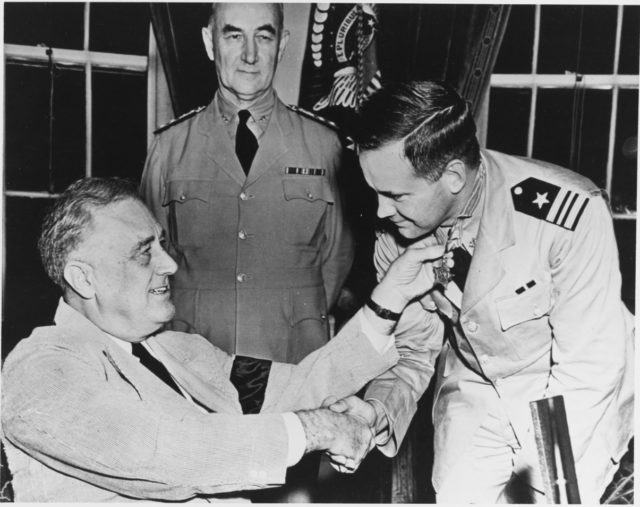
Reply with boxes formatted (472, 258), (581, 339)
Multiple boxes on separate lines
(230, 356), (272, 414)
(451, 246), (472, 291)
(235, 109), (258, 175)
(132, 342), (182, 395)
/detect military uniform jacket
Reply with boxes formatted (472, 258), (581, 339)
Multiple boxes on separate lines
(365, 149), (634, 497)
(1, 300), (398, 502)
(141, 95), (354, 363)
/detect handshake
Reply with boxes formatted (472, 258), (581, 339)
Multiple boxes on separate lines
(296, 395), (382, 474)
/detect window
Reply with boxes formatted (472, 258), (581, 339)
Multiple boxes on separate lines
(487, 4), (638, 307)
(3, 3), (154, 356)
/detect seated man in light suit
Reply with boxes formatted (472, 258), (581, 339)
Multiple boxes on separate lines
(1, 177), (443, 502)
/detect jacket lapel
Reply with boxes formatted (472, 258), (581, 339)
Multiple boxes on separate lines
(200, 100), (246, 186)
(462, 154), (516, 312)
(245, 98), (291, 186)
(146, 338), (243, 414)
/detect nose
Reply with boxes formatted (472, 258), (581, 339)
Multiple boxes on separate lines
(157, 247), (178, 276)
(242, 38), (258, 64)
(377, 195), (395, 219)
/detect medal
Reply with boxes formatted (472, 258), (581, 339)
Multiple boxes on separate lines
(433, 252), (455, 288)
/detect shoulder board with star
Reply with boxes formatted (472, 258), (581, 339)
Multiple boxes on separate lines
(511, 177), (590, 231)
(153, 105), (206, 135)
(286, 104), (339, 132)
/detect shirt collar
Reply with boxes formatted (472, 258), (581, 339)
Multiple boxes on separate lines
(216, 88), (276, 130)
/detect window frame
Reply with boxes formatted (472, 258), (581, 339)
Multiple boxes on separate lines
(489, 5), (637, 220)
(3, 2), (156, 200)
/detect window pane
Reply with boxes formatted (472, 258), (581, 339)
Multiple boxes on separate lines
(620, 6), (639, 75)
(538, 5), (617, 74)
(92, 70), (147, 181)
(611, 89), (638, 214)
(493, 5), (534, 74)
(89, 3), (150, 55)
(4, 2), (84, 49)
(487, 88), (531, 156)
(533, 89), (611, 187)
(3, 196), (61, 360)
(613, 219), (635, 311)
(5, 63), (85, 192)
(574, 89), (611, 189)
(532, 89), (573, 169)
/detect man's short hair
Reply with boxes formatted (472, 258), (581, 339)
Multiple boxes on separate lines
(38, 177), (141, 289)
(354, 80), (481, 182)
(208, 3), (284, 33)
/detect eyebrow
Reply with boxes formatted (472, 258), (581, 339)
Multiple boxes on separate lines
(221, 24), (276, 35)
(129, 235), (154, 258)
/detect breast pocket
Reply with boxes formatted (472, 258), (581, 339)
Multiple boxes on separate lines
(495, 282), (553, 338)
(282, 177), (335, 246)
(163, 179), (212, 246)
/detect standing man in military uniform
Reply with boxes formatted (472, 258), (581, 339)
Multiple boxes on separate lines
(142, 3), (352, 365)
(326, 80), (634, 503)
(140, 3), (353, 501)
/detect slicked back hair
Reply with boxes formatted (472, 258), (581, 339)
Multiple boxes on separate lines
(38, 177), (141, 290)
(208, 3), (284, 34)
(355, 80), (481, 182)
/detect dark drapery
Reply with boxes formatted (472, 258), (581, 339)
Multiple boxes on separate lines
(149, 3), (216, 117)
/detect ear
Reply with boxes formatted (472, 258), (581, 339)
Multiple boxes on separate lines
(63, 261), (96, 300)
(277, 29), (290, 63)
(442, 159), (468, 195)
(201, 26), (214, 61)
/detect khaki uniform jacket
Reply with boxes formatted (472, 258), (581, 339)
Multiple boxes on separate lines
(365, 149), (634, 498)
(1, 300), (398, 502)
(141, 95), (353, 363)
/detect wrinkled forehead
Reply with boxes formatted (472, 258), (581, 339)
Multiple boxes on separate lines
(84, 199), (160, 254)
(211, 3), (282, 33)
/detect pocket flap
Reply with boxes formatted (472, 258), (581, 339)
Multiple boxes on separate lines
(283, 178), (334, 203)
(290, 288), (327, 326)
(495, 282), (552, 331)
(163, 179), (211, 206)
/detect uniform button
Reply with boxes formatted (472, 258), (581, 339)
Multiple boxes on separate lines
(533, 306), (542, 317)
(307, 192), (314, 199)
(467, 321), (478, 333)
(238, 230), (247, 240)
(239, 192), (247, 200)
(179, 194), (186, 201)
(320, 314), (327, 320)
(236, 273), (246, 282)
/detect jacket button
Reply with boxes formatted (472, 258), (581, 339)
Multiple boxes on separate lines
(179, 194), (186, 201)
(307, 192), (314, 199)
(533, 306), (542, 317)
(239, 192), (248, 200)
(236, 273), (246, 282)
(320, 314), (327, 320)
(467, 321), (478, 333)
(238, 230), (247, 240)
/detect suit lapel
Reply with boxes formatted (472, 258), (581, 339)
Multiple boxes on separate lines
(146, 337), (243, 414)
(245, 98), (291, 186)
(200, 100), (246, 186)
(462, 155), (516, 312)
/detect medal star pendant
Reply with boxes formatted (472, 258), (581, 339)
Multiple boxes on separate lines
(433, 261), (453, 288)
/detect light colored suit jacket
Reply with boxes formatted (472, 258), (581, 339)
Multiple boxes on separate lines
(2, 300), (397, 502)
(366, 149), (634, 499)
(141, 94), (354, 362)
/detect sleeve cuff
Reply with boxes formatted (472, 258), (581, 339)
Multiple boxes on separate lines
(281, 412), (306, 466)
(358, 309), (395, 354)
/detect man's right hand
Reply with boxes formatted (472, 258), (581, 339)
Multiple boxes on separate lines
(295, 408), (374, 473)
